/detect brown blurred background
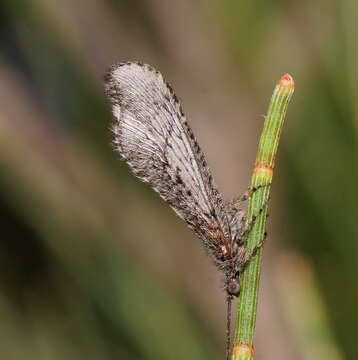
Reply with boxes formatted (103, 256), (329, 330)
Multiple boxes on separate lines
(0, 1), (356, 359)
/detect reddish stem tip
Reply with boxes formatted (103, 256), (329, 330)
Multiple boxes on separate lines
(277, 74), (294, 88)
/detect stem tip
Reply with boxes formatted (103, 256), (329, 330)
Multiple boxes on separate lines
(277, 74), (294, 88)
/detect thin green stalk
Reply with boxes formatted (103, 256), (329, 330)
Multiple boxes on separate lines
(231, 74), (294, 360)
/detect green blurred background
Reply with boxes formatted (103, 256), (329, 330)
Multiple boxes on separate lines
(0, 1), (356, 359)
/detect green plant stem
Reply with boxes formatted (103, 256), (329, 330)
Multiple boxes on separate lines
(231, 74), (294, 360)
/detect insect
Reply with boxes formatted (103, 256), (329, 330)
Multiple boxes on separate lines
(104, 62), (267, 359)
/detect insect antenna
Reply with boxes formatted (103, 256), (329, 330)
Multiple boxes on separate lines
(226, 295), (233, 360)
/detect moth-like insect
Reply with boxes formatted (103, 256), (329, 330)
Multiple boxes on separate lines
(104, 62), (266, 359)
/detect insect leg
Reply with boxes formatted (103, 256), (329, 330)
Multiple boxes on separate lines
(241, 194), (270, 236)
(242, 232), (268, 266)
(227, 183), (271, 211)
(239, 183), (270, 202)
(250, 231), (268, 257)
(229, 192), (270, 247)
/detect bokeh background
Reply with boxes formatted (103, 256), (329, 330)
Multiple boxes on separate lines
(0, 1), (356, 359)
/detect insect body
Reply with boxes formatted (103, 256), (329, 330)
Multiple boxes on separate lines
(104, 62), (264, 357)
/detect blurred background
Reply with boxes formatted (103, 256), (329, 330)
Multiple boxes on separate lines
(0, 1), (356, 359)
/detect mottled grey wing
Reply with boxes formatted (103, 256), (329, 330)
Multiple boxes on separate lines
(104, 62), (229, 246)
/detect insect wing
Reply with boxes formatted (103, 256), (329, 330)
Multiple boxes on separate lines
(104, 62), (229, 244)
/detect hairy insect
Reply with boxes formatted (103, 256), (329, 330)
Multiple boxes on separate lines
(104, 62), (266, 359)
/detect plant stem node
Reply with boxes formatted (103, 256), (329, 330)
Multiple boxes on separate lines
(231, 341), (254, 360)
